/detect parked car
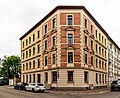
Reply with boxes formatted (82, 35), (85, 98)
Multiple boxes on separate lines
(14, 82), (28, 90)
(111, 80), (120, 91)
(25, 83), (46, 92)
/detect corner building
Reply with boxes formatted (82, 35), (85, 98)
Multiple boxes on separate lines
(20, 6), (108, 89)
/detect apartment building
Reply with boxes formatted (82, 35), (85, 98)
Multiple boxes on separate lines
(108, 38), (120, 85)
(20, 6), (109, 89)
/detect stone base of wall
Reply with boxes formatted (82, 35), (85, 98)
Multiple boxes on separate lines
(51, 85), (107, 91)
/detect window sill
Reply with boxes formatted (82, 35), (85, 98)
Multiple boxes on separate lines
(67, 81), (74, 83)
(51, 81), (57, 83)
(84, 81), (89, 84)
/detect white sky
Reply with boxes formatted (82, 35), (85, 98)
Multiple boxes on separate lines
(0, 0), (120, 58)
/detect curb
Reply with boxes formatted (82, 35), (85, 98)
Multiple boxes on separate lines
(48, 90), (110, 95)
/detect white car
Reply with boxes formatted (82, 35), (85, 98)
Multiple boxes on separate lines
(25, 83), (46, 92)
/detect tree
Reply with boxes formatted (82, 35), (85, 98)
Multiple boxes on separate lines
(0, 55), (21, 84)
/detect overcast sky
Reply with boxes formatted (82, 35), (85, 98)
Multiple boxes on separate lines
(0, 0), (120, 58)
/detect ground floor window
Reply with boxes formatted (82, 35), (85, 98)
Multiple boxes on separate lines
(96, 73), (98, 83)
(99, 74), (101, 83)
(23, 75), (25, 82)
(33, 74), (35, 83)
(29, 74), (31, 83)
(105, 74), (107, 83)
(102, 74), (104, 83)
(52, 71), (57, 82)
(45, 72), (48, 83)
(68, 71), (73, 82)
(26, 75), (28, 83)
(84, 71), (88, 83)
(37, 74), (41, 83)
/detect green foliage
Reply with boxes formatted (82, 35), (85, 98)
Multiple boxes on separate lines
(0, 55), (21, 83)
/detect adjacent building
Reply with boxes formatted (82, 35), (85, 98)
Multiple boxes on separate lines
(108, 37), (120, 85)
(20, 6), (119, 89)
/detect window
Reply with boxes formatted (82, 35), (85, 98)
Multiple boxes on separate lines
(29, 62), (31, 70)
(105, 50), (106, 58)
(33, 34), (35, 42)
(29, 37), (31, 44)
(68, 71), (73, 81)
(99, 33), (101, 41)
(85, 18), (87, 29)
(102, 49), (104, 57)
(37, 45), (40, 53)
(68, 52), (73, 63)
(52, 36), (56, 46)
(110, 44), (112, 49)
(96, 73), (98, 83)
(85, 54), (87, 64)
(67, 15), (72, 25)
(26, 51), (28, 58)
(85, 36), (87, 46)
(45, 40), (47, 49)
(45, 24), (47, 33)
(23, 75), (25, 82)
(26, 63), (28, 70)
(99, 60), (101, 69)
(91, 25), (93, 33)
(102, 36), (104, 43)
(33, 47), (35, 55)
(96, 59), (98, 68)
(37, 74), (41, 83)
(33, 74), (35, 82)
(37, 59), (40, 68)
(105, 39), (106, 45)
(33, 60), (35, 69)
(99, 74), (101, 83)
(45, 72), (48, 83)
(22, 53), (24, 59)
(84, 71), (88, 83)
(23, 42), (24, 48)
(26, 39), (28, 46)
(26, 75), (28, 83)
(91, 40), (93, 49)
(29, 49), (31, 57)
(37, 30), (40, 39)
(105, 62), (107, 70)
(23, 64), (25, 71)
(52, 18), (56, 28)
(45, 56), (47, 66)
(52, 71), (57, 82)
(52, 54), (55, 64)
(99, 47), (101, 55)
(68, 34), (73, 44)
(102, 74), (104, 83)
(105, 74), (106, 83)
(102, 61), (104, 69)
(95, 30), (97, 38)
(29, 74), (31, 83)
(96, 44), (98, 53)
(91, 56), (93, 66)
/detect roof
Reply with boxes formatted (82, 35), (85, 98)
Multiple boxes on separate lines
(19, 6), (120, 49)
(20, 6), (109, 40)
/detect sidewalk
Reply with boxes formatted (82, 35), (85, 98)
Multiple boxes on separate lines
(47, 87), (110, 95)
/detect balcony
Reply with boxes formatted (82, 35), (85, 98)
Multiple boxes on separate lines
(51, 45), (57, 52)
(90, 33), (95, 39)
(43, 49), (49, 54)
(43, 33), (49, 39)
(84, 46), (89, 52)
(83, 29), (88, 35)
(50, 28), (57, 35)
(90, 49), (95, 55)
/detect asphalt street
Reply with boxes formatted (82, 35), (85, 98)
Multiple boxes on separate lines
(0, 86), (120, 98)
